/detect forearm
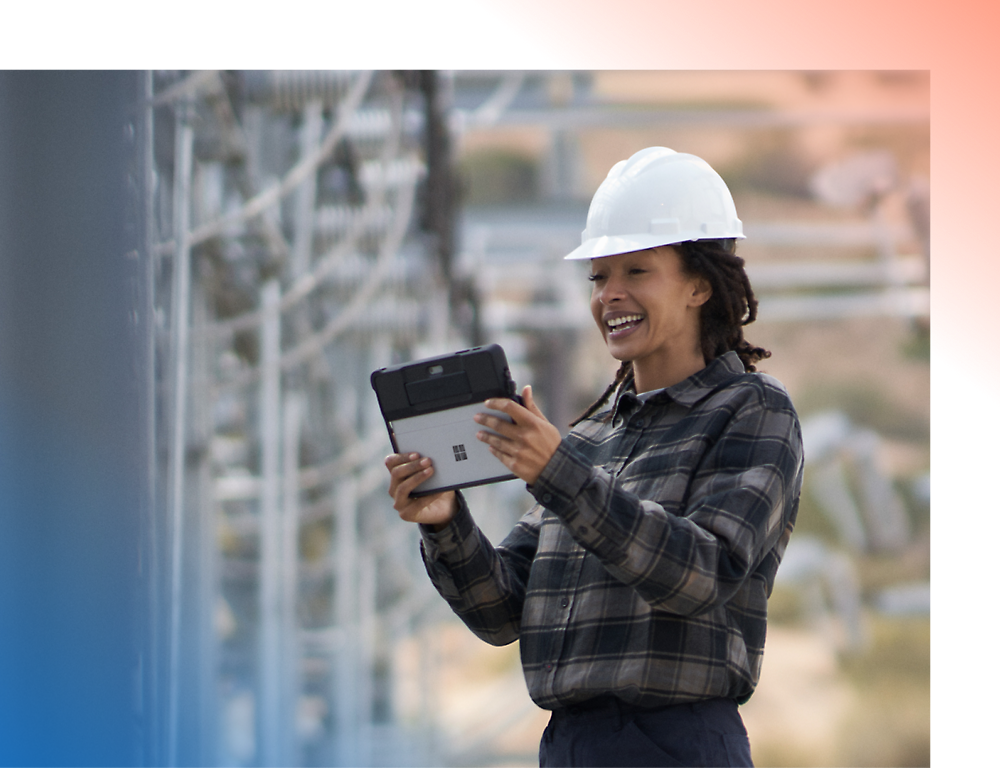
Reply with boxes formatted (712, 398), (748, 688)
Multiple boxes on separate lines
(530, 420), (801, 615)
(420, 492), (538, 644)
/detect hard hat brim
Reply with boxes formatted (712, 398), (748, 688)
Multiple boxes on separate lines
(564, 231), (745, 261)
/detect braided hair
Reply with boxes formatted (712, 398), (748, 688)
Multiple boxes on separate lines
(570, 239), (770, 427)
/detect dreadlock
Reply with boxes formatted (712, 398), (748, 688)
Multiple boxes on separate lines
(570, 239), (770, 427)
(677, 239), (771, 371)
(571, 360), (635, 427)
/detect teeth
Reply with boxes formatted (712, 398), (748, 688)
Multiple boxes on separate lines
(607, 314), (643, 329)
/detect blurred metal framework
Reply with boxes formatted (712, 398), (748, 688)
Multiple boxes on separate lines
(147, 70), (467, 767)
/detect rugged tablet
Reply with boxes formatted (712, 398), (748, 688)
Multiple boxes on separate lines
(370, 344), (521, 496)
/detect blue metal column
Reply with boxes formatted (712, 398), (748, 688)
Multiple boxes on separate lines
(0, 71), (155, 765)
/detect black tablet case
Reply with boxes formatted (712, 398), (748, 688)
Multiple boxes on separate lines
(370, 344), (521, 496)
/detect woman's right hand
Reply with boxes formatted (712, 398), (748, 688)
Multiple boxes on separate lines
(385, 453), (457, 530)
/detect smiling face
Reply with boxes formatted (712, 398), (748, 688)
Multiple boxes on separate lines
(589, 246), (712, 392)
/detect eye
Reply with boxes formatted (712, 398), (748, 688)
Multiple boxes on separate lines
(588, 273), (605, 282)
(628, 267), (646, 276)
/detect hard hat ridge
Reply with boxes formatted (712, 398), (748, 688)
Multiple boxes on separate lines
(565, 146), (744, 261)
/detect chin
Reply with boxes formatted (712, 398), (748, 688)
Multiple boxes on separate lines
(606, 347), (634, 364)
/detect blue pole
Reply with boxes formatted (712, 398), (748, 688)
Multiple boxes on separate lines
(0, 71), (152, 766)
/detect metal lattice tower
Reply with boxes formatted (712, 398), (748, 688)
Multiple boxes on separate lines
(147, 70), (460, 767)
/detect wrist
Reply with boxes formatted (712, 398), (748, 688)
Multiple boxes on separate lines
(418, 491), (460, 533)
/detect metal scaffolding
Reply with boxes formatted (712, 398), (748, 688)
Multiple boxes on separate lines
(147, 70), (463, 767)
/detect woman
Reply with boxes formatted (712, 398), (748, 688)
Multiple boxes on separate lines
(385, 147), (804, 767)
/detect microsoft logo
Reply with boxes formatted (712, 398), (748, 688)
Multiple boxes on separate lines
(452, 444), (468, 462)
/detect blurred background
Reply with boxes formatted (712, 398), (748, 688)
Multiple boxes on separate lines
(0, 70), (929, 767)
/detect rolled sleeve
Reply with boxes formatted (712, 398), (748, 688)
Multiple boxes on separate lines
(419, 492), (478, 565)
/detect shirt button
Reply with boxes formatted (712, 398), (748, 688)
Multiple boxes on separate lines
(634, 418), (645, 427)
(560, 598), (569, 608)
(542, 493), (552, 503)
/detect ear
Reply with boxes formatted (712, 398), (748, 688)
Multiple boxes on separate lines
(688, 275), (712, 308)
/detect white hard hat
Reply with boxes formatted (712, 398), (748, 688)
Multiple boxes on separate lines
(565, 147), (745, 260)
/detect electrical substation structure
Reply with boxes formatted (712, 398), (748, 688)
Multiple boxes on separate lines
(146, 70), (465, 767)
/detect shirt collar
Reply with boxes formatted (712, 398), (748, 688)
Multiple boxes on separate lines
(611, 351), (747, 419)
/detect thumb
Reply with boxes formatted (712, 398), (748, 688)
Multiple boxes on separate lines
(522, 384), (544, 417)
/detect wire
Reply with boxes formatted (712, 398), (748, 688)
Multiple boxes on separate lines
(187, 71), (374, 248)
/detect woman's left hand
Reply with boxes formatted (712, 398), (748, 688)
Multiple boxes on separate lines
(474, 385), (563, 486)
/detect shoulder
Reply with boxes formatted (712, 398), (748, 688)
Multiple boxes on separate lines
(693, 372), (801, 456)
(708, 370), (797, 417)
(696, 372), (804, 475)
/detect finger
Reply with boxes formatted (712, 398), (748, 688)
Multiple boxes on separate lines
(385, 452), (419, 471)
(391, 456), (430, 485)
(484, 441), (514, 471)
(397, 462), (434, 498)
(388, 455), (429, 494)
(476, 428), (510, 453)
(393, 462), (435, 506)
(521, 385), (545, 418)
(476, 428), (496, 449)
(482, 397), (524, 419)
(473, 411), (517, 437)
(483, 433), (527, 472)
(486, 400), (537, 434)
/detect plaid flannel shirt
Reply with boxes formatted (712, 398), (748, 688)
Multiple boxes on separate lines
(420, 351), (804, 709)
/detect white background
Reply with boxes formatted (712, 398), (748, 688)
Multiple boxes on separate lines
(931, 359), (1000, 766)
(0, 0), (555, 69)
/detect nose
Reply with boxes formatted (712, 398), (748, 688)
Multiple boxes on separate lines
(597, 273), (626, 305)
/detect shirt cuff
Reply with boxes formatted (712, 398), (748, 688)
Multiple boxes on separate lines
(528, 439), (593, 518)
(418, 491), (476, 562)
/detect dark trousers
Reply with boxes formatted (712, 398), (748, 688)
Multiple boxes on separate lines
(538, 696), (754, 767)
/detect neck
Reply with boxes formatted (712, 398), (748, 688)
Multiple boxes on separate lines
(632, 350), (707, 393)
